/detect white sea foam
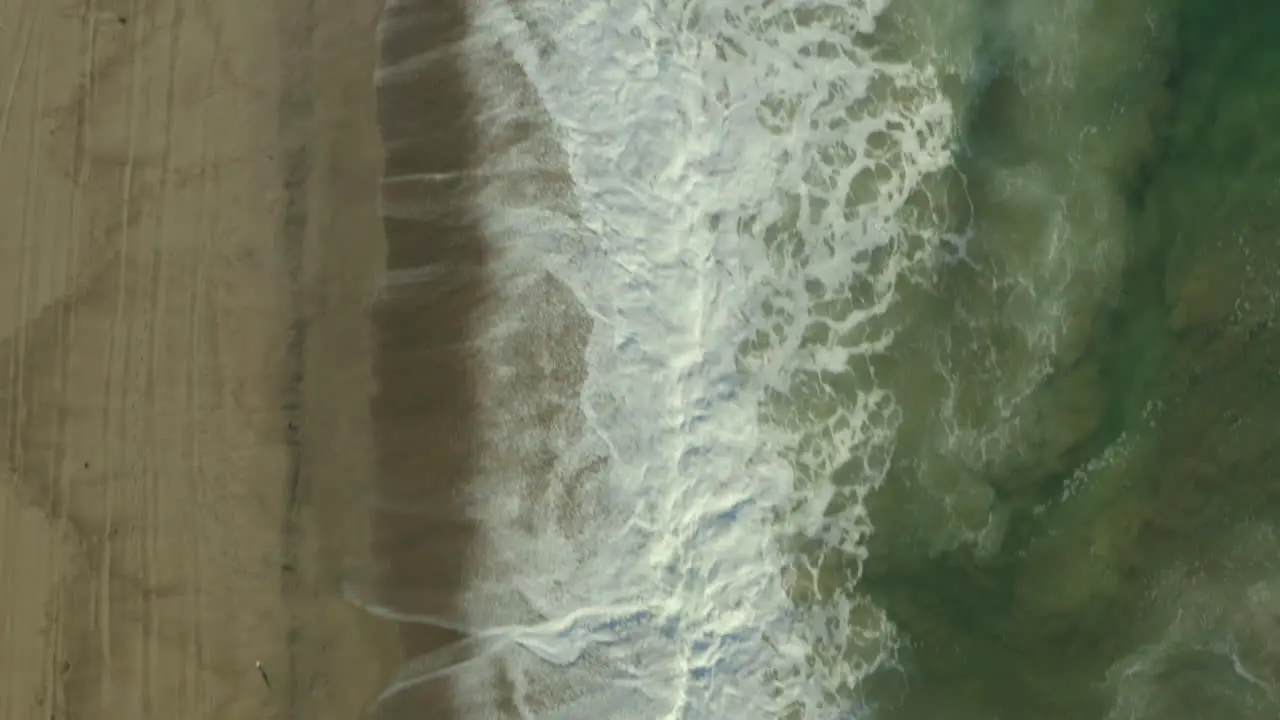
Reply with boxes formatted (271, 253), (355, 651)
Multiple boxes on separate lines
(358, 0), (1203, 715)
(367, 0), (973, 716)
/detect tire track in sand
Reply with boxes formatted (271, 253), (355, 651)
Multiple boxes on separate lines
(1, 0), (401, 717)
(0, 0), (382, 718)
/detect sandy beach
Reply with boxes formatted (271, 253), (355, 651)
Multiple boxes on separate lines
(0, 0), (412, 717)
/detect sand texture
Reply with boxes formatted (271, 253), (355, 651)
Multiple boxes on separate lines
(0, 0), (402, 717)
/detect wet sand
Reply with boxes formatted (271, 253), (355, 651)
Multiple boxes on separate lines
(366, 0), (485, 716)
(368, 0), (605, 713)
(0, 0), (405, 717)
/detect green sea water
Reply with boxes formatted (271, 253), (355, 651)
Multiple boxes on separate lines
(368, 0), (1280, 715)
(831, 0), (1280, 717)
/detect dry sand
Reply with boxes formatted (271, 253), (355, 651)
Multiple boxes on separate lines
(0, 0), (429, 717)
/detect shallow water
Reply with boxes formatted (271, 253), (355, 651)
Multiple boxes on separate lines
(365, 0), (1280, 716)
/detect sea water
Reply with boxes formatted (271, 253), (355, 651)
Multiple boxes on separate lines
(364, 0), (1280, 717)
